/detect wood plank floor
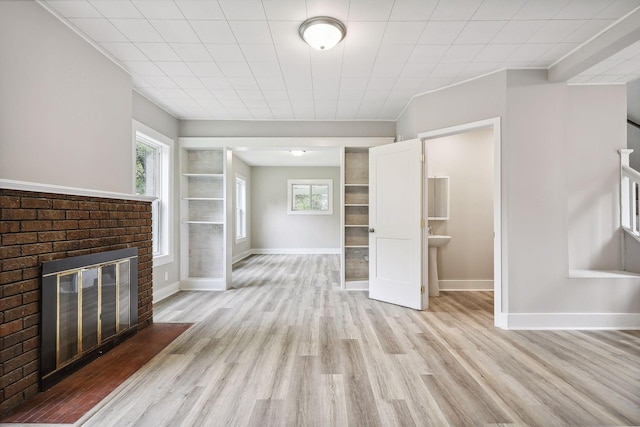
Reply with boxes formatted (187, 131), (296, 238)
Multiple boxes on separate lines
(81, 254), (640, 427)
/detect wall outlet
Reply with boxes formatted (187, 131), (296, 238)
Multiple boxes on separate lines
(164, 272), (169, 281)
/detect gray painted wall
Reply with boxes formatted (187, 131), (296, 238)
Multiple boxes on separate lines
(397, 69), (640, 318)
(180, 120), (396, 138)
(427, 128), (494, 283)
(251, 167), (340, 251)
(0, 1), (132, 194)
(231, 154), (252, 258)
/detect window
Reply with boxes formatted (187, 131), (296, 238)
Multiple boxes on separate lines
(287, 179), (333, 215)
(133, 120), (173, 266)
(235, 174), (247, 242)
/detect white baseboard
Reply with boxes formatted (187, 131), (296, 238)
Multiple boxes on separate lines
(438, 279), (493, 291)
(153, 281), (180, 303)
(180, 278), (226, 291)
(232, 250), (253, 264)
(345, 280), (368, 291)
(504, 313), (640, 330)
(251, 248), (341, 255)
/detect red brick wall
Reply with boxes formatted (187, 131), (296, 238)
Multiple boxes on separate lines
(0, 189), (153, 416)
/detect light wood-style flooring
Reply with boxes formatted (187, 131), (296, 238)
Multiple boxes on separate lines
(80, 254), (639, 427)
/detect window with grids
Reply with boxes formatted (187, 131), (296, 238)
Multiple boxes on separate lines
(287, 179), (333, 215)
(236, 175), (247, 242)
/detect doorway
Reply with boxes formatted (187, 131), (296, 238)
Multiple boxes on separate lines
(418, 118), (504, 328)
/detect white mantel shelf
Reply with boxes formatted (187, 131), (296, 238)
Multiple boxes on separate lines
(0, 179), (156, 202)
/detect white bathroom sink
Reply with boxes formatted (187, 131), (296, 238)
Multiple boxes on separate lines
(428, 235), (451, 247)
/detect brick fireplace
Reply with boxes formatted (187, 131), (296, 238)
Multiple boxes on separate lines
(0, 187), (154, 416)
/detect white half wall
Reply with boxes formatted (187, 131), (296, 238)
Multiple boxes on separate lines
(0, 1), (133, 194)
(251, 167), (341, 251)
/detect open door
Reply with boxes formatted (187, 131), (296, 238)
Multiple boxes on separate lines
(369, 139), (425, 310)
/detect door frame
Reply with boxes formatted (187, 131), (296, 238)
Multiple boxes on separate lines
(418, 117), (506, 328)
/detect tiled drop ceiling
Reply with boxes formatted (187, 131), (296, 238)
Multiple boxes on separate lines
(41, 0), (640, 121)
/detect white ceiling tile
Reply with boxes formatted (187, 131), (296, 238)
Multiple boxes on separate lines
(389, 0), (438, 21)
(201, 77), (233, 90)
(288, 91), (314, 100)
(122, 61), (165, 76)
(311, 63), (342, 80)
(256, 77), (287, 90)
(512, 0), (570, 20)
(241, 44), (278, 62)
(339, 78), (369, 93)
(608, 41), (640, 61)
(149, 20), (199, 43)
(371, 63), (404, 78)
(48, 0), (101, 18)
(229, 77), (260, 89)
(474, 44), (519, 62)
(250, 62), (283, 78)
(471, 0), (527, 20)
(441, 44), (484, 62)
(460, 62), (501, 76)
(507, 44), (555, 63)
(186, 62), (223, 77)
(430, 62), (466, 77)
(491, 20), (546, 44)
(198, 98), (225, 109)
(136, 87), (167, 99)
(132, 0), (183, 19)
(286, 77), (314, 90)
(578, 60), (619, 75)
(219, 62), (254, 77)
(349, 0), (394, 21)
(275, 42), (310, 62)
(144, 75), (180, 88)
(553, 0), (614, 19)
(565, 20), (614, 43)
(218, 0), (266, 20)
(454, 21), (506, 44)
(393, 78), (423, 90)
(343, 44), (379, 63)
(262, 90), (289, 100)
(135, 43), (180, 61)
(172, 75), (206, 89)
(268, 21), (300, 45)
(230, 21), (271, 44)
(527, 20), (586, 44)
(170, 43), (212, 61)
(237, 90), (264, 100)
(69, 18), (127, 42)
(205, 44), (245, 62)
(156, 61), (194, 76)
(341, 62), (375, 78)
(400, 63), (436, 78)
(262, 0), (307, 20)
(110, 19), (163, 42)
(175, 0), (225, 20)
(595, 0), (640, 19)
(132, 75), (152, 88)
(408, 45), (449, 63)
(306, 0), (350, 22)
(191, 21), (236, 43)
(344, 22), (387, 46)
(419, 21), (466, 44)
(604, 60), (640, 75)
(418, 76), (456, 91)
(376, 45), (414, 63)
(382, 22), (426, 45)
(89, 0), (142, 18)
(309, 44), (345, 63)
(366, 78), (396, 90)
(430, 0), (483, 21)
(100, 42), (147, 61)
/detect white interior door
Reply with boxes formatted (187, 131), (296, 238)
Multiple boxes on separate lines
(369, 139), (425, 310)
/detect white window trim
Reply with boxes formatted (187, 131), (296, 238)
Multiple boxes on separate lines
(287, 179), (333, 215)
(235, 173), (247, 244)
(132, 120), (174, 268)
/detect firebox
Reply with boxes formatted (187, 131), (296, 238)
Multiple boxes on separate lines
(40, 248), (138, 389)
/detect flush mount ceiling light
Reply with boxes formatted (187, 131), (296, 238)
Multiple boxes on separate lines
(298, 17), (346, 51)
(290, 150), (306, 156)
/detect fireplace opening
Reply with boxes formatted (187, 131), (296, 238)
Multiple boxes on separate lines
(40, 248), (138, 390)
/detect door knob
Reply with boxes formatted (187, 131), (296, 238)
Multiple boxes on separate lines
(368, 228), (375, 233)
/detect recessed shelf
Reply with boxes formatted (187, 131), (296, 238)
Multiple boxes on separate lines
(183, 221), (224, 225)
(182, 197), (224, 201)
(344, 183), (368, 187)
(345, 245), (368, 248)
(345, 203), (368, 207)
(345, 224), (368, 228)
(182, 173), (223, 177)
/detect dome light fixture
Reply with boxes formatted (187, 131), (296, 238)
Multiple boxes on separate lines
(290, 150), (306, 157)
(299, 16), (346, 51)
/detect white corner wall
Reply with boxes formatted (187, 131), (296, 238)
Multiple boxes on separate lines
(250, 167), (340, 253)
(0, 1), (133, 194)
(397, 69), (640, 329)
(427, 128), (494, 290)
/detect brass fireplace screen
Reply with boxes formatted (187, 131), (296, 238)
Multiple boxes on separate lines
(41, 248), (138, 388)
